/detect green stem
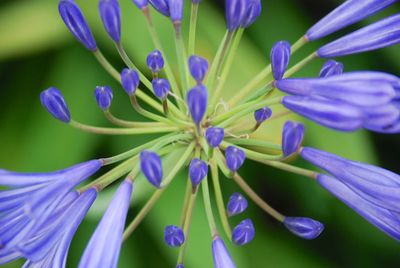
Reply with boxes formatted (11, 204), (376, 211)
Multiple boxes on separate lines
(290, 36), (308, 54)
(253, 158), (318, 179)
(201, 176), (218, 237)
(221, 141), (282, 161)
(225, 138), (282, 151)
(104, 110), (168, 128)
(174, 24), (190, 95)
(188, 3), (199, 56)
(179, 179), (193, 226)
(284, 51), (317, 78)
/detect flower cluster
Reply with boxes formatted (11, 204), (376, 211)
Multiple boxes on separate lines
(1, 0), (400, 267)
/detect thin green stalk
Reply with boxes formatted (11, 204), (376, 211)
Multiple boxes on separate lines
(225, 138), (282, 151)
(291, 36), (308, 54)
(206, 31), (230, 90)
(179, 179), (193, 226)
(202, 176), (218, 237)
(221, 141), (282, 161)
(253, 157), (318, 179)
(284, 51), (317, 78)
(174, 24), (190, 95)
(188, 3), (199, 56)
(104, 110), (168, 128)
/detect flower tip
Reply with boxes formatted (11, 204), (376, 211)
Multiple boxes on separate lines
(283, 217), (324, 240)
(140, 150), (163, 188)
(319, 59), (344, 78)
(149, 0), (170, 17)
(40, 87), (71, 123)
(254, 107), (272, 124)
(147, 49), (165, 73)
(168, 0), (184, 23)
(132, 0), (149, 9)
(152, 78), (171, 100)
(212, 236), (236, 268)
(164, 225), (185, 247)
(232, 219), (255, 246)
(94, 86), (113, 111)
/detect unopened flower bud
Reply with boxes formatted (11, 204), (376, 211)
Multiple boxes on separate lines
(40, 87), (71, 123)
(94, 86), (113, 111)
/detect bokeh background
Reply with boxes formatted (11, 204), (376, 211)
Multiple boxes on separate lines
(0, 0), (399, 267)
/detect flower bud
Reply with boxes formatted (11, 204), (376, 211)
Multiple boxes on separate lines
(149, 0), (170, 17)
(319, 60), (344, 78)
(121, 68), (140, 96)
(225, 0), (247, 31)
(58, 0), (97, 51)
(187, 85), (208, 125)
(225, 146), (246, 172)
(270, 41), (291, 80)
(227, 192), (248, 216)
(152, 78), (171, 100)
(212, 236), (236, 268)
(140, 151), (163, 188)
(94, 86), (113, 111)
(147, 50), (165, 73)
(168, 0), (183, 23)
(176, 264), (184, 268)
(132, 0), (148, 9)
(241, 0), (261, 28)
(282, 121), (304, 157)
(164, 225), (185, 247)
(40, 87), (71, 123)
(254, 107), (272, 124)
(205, 127), (225, 148)
(283, 217), (324, 240)
(232, 219), (255, 246)
(189, 158), (208, 187)
(99, 0), (121, 43)
(189, 55), (209, 84)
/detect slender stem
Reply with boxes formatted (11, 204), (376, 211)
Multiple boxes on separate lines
(174, 23), (190, 95)
(253, 158), (318, 179)
(225, 138), (282, 151)
(284, 51), (317, 78)
(179, 179), (193, 226)
(188, 3), (199, 56)
(201, 176), (218, 237)
(206, 31), (230, 90)
(104, 110), (168, 128)
(69, 120), (178, 135)
(291, 36), (308, 54)
(221, 141), (282, 161)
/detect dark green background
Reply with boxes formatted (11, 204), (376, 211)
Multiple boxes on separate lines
(0, 0), (399, 267)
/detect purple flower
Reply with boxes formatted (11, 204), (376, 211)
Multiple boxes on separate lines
(79, 180), (133, 268)
(318, 174), (400, 240)
(301, 147), (400, 213)
(40, 87), (71, 123)
(168, 0), (183, 22)
(318, 14), (400, 58)
(189, 55), (209, 84)
(164, 225), (185, 247)
(149, 0), (170, 17)
(176, 264), (185, 268)
(58, 0), (97, 51)
(212, 236), (236, 268)
(254, 107), (272, 124)
(305, 0), (398, 41)
(99, 0), (121, 43)
(94, 86), (113, 111)
(225, 146), (245, 173)
(270, 41), (291, 80)
(225, 0), (247, 31)
(121, 68), (140, 96)
(132, 0), (148, 9)
(319, 60), (344, 78)
(227, 192), (248, 216)
(276, 72), (397, 107)
(205, 127), (225, 148)
(241, 0), (262, 28)
(364, 104), (400, 131)
(189, 158), (208, 187)
(147, 50), (165, 73)
(282, 121), (304, 157)
(187, 85), (208, 125)
(281, 96), (365, 132)
(366, 118), (400, 134)
(152, 78), (171, 100)
(140, 151), (163, 188)
(283, 217), (324, 240)
(232, 219), (255, 246)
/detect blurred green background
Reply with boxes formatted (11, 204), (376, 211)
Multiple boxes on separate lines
(0, 0), (399, 267)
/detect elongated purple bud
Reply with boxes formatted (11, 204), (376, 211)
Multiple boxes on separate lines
(152, 78), (171, 100)
(168, 0), (183, 22)
(254, 107), (272, 124)
(227, 192), (248, 216)
(140, 151), (163, 188)
(99, 0), (121, 43)
(225, 146), (246, 172)
(58, 0), (97, 51)
(164, 225), (185, 247)
(283, 217), (324, 240)
(306, 0), (398, 41)
(282, 121), (304, 157)
(149, 0), (170, 17)
(212, 236), (236, 268)
(189, 55), (209, 83)
(132, 0), (148, 9)
(319, 60), (344, 78)
(318, 14), (400, 58)
(40, 87), (71, 123)
(281, 96), (365, 132)
(225, 0), (247, 31)
(189, 158), (208, 187)
(187, 85), (208, 125)
(121, 68), (140, 96)
(270, 41), (291, 80)
(147, 50), (165, 73)
(205, 127), (225, 148)
(94, 86), (113, 111)
(232, 219), (255, 246)
(241, 0), (262, 28)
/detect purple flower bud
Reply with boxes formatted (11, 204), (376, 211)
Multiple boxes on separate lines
(189, 55), (209, 83)
(140, 151), (163, 188)
(187, 85), (208, 125)
(319, 60), (344, 78)
(58, 0), (97, 51)
(152, 78), (171, 100)
(227, 192), (248, 216)
(306, 0), (398, 41)
(281, 96), (366, 132)
(212, 236), (236, 268)
(176, 265), (184, 268)
(282, 121), (304, 157)
(205, 127), (225, 148)
(364, 104), (400, 131)
(40, 87), (71, 123)
(99, 0), (121, 43)
(164, 225), (185, 247)
(168, 0), (183, 22)
(121, 68), (140, 95)
(132, 0), (148, 9)
(276, 72), (396, 107)
(225, 146), (246, 172)
(232, 219), (255, 246)
(241, 0), (261, 28)
(149, 0), (170, 17)
(318, 174), (400, 240)
(79, 180), (133, 268)
(189, 158), (208, 187)
(147, 50), (165, 73)
(225, 0), (247, 31)
(283, 217), (324, 240)
(94, 86), (113, 111)
(254, 107), (272, 124)
(318, 14), (400, 58)
(270, 41), (291, 80)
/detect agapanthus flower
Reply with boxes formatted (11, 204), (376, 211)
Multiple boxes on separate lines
(3, 0), (400, 267)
